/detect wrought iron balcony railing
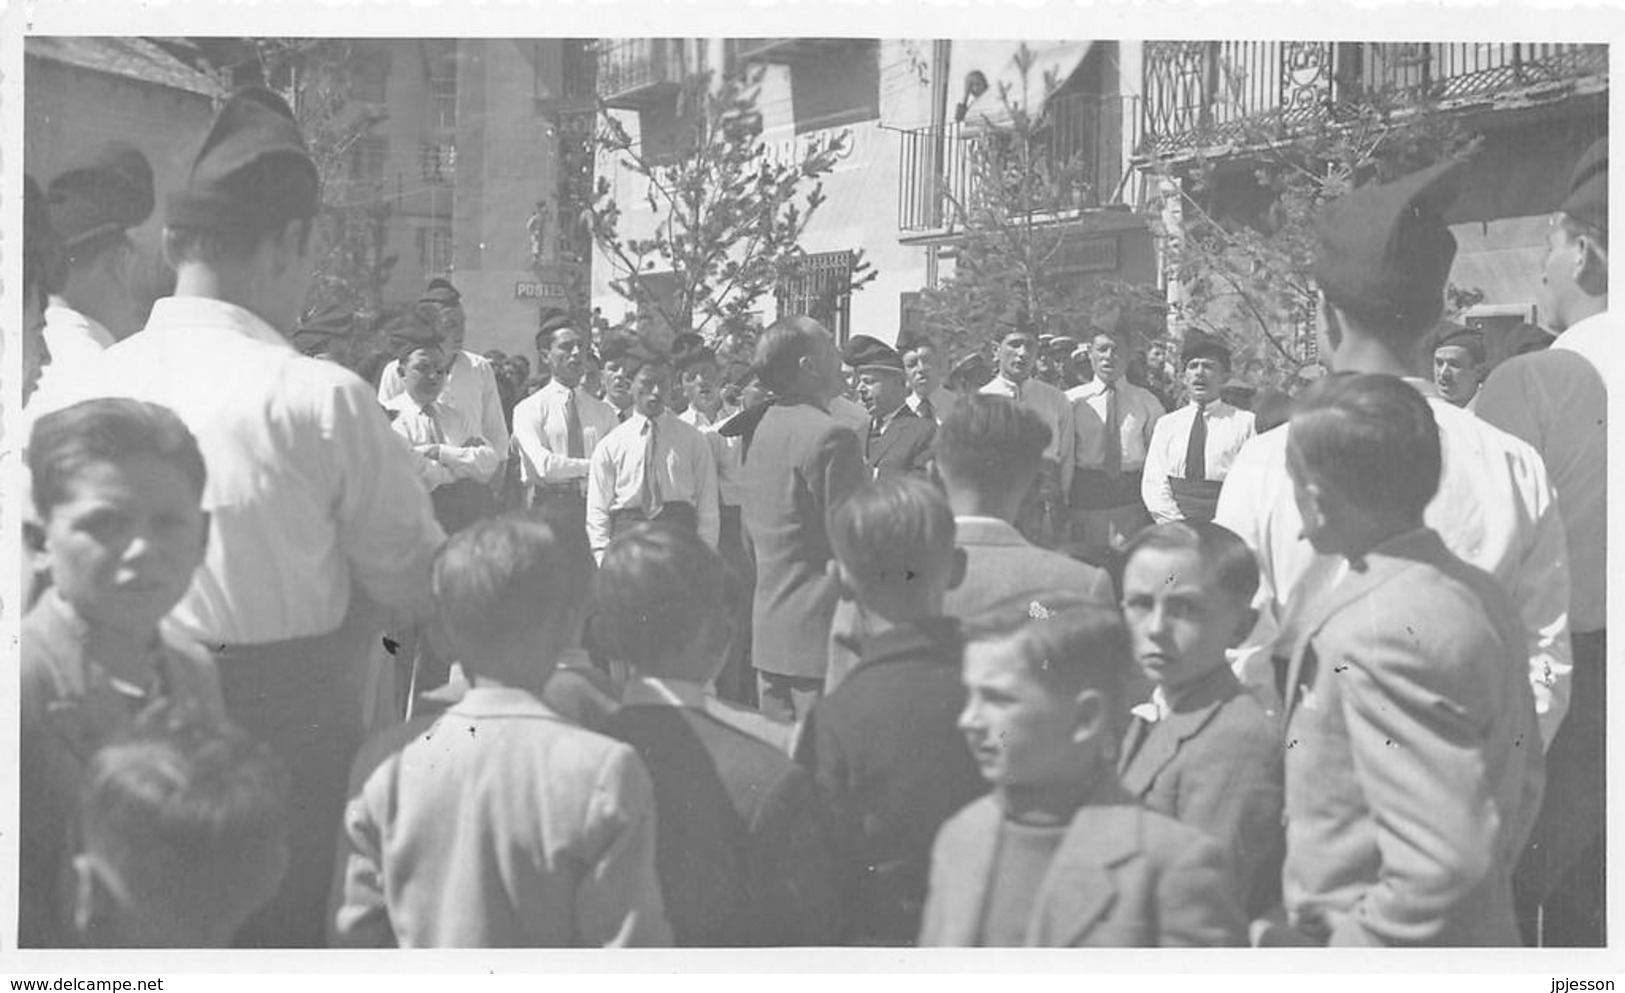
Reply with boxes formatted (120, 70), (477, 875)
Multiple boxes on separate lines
(596, 38), (686, 109)
(898, 92), (1140, 238)
(1140, 41), (1607, 158)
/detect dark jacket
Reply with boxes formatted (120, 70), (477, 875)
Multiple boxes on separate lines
(605, 703), (840, 946)
(794, 617), (986, 944)
(865, 404), (935, 479)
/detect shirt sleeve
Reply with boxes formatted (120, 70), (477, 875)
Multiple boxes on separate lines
(512, 393), (592, 484)
(438, 406), (501, 481)
(577, 747), (672, 947)
(586, 439), (615, 561)
(1214, 434), (1287, 704)
(1141, 413), (1181, 525)
(323, 378), (444, 618)
(694, 431), (720, 551)
(473, 360), (511, 463)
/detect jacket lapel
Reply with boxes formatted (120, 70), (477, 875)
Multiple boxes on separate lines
(869, 408), (916, 466)
(1030, 798), (1140, 946)
(1118, 676), (1233, 797)
(938, 798), (1003, 946)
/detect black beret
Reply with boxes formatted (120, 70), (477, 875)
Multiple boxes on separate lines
(384, 307), (442, 354)
(294, 300), (355, 345)
(1046, 335), (1078, 354)
(419, 277), (461, 307)
(1180, 333), (1232, 369)
(537, 311), (575, 336)
(948, 351), (992, 384)
(1560, 136), (1607, 233)
(1312, 158), (1466, 331)
(48, 142), (155, 249)
(1433, 326), (1486, 365)
(25, 175), (65, 295)
(841, 334), (904, 373)
(167, 87), (319, 232)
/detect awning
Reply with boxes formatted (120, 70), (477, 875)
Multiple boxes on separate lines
(950, 40), (1093, 132)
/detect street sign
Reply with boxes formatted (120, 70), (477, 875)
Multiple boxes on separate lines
(515, 281), (568, 300)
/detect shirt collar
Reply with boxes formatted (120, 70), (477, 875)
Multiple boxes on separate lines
(449, 684), (568, 720)
(620, 676), (708, 710)
(44, 302), (116, 348)
(1129, 686), (1171, 724)
(146, 295), (290, 350)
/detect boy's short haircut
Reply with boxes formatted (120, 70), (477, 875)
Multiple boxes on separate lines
(674, 346), (719, 378)
(895, 331), (935, 361)
(1119, 522), (1260, 608)
(934, 395), (1052, 491)
(754, 315), (828, 394)
(829, 475), (956, 587)
(29, 398), (207, 518)
(432, 511), (594, 663)
(592, 522), (728, 673)
(965, 593), (1134, 703)
(1089, 325), (1130, 348)
(81, 707), (291, 916)
(1288, 372), (1442, 522)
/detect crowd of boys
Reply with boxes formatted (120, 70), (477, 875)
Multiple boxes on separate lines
(13, 86), (1608, 951)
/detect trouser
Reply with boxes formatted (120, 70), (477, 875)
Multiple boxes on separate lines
(529, 483), (588, 541)
(1069, 468), (1149, 549)
(714, 504), (757, 707)
(1514, 628), (1606, 947)
(608, 501), (698, 540)
(756, 671), (823, 726)
(212, 602), (380, 948)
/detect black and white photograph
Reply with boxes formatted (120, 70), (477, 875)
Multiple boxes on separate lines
(5, 1), (1619, 981)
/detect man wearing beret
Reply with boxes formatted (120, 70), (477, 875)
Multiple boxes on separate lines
(378, 278), (509, 466)
(844, 335), (935, 480)
(1476, 135), (1609, 947)
(35, 142), (158, 399)
(1430, 325), (1488, 409)
(26, 88), (444, 947)
(1141, 334), (1255, 525)
(292, 299), (359, 366)
(1215, 157), (1571, 752)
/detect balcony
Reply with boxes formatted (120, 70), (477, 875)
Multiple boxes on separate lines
(732, 38), (878, 66)
(596, 38), (686, 109)
(1140, 41), (1608, 159)
(898, 92), (1141, 240)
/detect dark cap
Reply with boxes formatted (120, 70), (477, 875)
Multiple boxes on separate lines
(948, 351), (992, 387)
(292, 300), (356, 354)
(842, 334), (904, 373)
(1180, 333), (1232, 370)
(419, 277), (461, 307)
(384, 307), (442, 353)
(1560, 136), (1607, 233)
(25, 175), (66, 295)
(48, 142), (155, 249)
(167, 87), (319, 232)
(1433, 325), (1486, 365)
(1047, 335), (1078, 354)
(1312, 158), (1466, 331)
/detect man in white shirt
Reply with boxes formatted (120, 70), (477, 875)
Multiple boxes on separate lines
(1476, 136), (1608, 947)
(1431, 326), (1488, 409)
(27, 88), (444, 947)
(37, 142), (157, 399)
(898, 332), (956, 425)
(1142, 334), (1254, 525)
(1213, 158), (1572, 760)
(587, 353), (719, 563)
(377, 278), (509, 461)
(510, 320), (619, 533)
(600, 332), (640, 423)
(1068, 326), (1165, 547)
(979, 323), (1074, 545)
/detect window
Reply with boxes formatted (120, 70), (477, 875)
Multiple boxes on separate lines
(417, 225), (454, 274)
(776, 250), (858, 344)
(355, 47), (390, 104)
(425, 41), (458, 129)
(349, 136), (389, 181)
(421, 141), (456, 183)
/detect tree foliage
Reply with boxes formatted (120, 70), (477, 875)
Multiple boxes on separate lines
(587, 63), (875, 345)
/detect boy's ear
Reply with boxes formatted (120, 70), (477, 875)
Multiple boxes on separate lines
(1070, 687), (1109, 747)
(947, 547), (968, 592)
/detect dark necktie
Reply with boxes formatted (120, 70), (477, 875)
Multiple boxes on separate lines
(916, 394), (934, 421)
(867, 415), (884, 459)
(1103, 382), (1122, 478)
(564, 388), (585, 459)
(640, 418), (663, 515)
(420, 404), (445, 444)
(619, 405), (632, 423)
(1186, 403), (1208, 481)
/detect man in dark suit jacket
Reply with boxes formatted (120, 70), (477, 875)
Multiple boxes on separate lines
(843, 334), (935, 479)
(935, 395), (1114, 618)
(740, 316), (867, 723)
(596, 524), (840, 945)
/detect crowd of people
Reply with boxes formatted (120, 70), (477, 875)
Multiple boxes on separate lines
(13, 84), (1608, 951)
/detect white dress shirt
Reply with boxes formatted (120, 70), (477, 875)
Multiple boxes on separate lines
(980, 374), (1077, 492)
(379, 349), (509, 462)
(680, 406), (744, 508)
(906, 386), (957, 425)
(1214, 379), (1572, 747)
(1068, 377), (1165, 471)
(1141, 400), (1255, 524)
(1476, 309), (1613, 634)
(384, 392), (502, 489)
(29, 295), (444, 645)
(586, 410), (720, 558)
(35, 302), (116, 400)
(510, 378), (619, 489)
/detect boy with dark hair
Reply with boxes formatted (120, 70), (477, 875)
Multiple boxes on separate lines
(1264, 373), (1543, 946)
(71, 710), (291, 947)
(21, 398), (223, 947)
(587, 353), (719, 561)
(334, 513), (670, 947)
(795, 475), (983, 945)
(920, 599), (1245, 947)
(1117, 521), (1283, 916)
(598, 523), (839, 945)
(934, 396), (1112, 620)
